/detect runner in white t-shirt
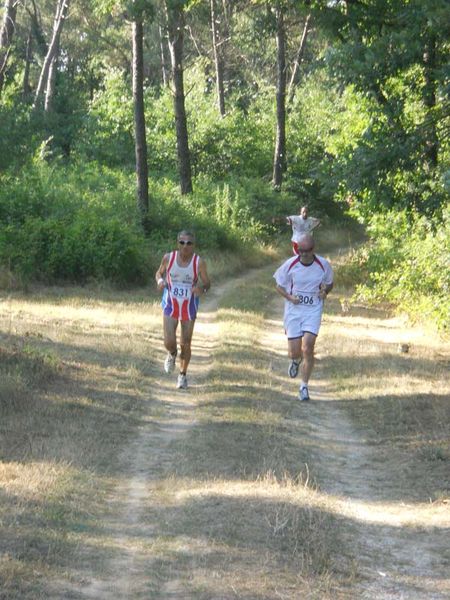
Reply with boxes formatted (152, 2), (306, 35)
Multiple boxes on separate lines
(287, 206), (320, 255)
(155, 230), (210, 390)
(273, 233), (333, 401)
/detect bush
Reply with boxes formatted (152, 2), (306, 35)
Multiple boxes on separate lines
(0, 162), (286, 287)
(350, 207), (450, 330)
(0, 214), (149, 286)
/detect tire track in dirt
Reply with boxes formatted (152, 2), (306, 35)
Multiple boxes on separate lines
(265, 291), (450, 600)
(49, 263), (448, 599)
(56, 275), (249, 599)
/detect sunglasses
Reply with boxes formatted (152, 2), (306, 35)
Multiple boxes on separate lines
(178, 240), (193, 245)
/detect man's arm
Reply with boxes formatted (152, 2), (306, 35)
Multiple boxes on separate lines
(276, 283), (300, 305)
(310, 217), (321, 231)
(192, 258), (210, 296)
(319, 281), (333, 300)
(155, 254), (169, 292)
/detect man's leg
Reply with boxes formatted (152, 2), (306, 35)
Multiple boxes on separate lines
(163, 315), (178, 354)
(287, 337), (303, 362)
(179, 319), (196, 374)
(300, 332), (317, 384)
(163, 315), (178, 374)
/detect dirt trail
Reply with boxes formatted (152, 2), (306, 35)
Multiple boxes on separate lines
(263, 293), (450, 600)
(51, 267), (449, 599)
(60, 278), (235, 599)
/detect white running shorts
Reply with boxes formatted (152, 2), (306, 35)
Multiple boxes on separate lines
(284, 307), (323, 338)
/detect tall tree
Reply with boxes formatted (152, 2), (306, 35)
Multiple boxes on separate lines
(422, 31), (438, 169)
(165, 0), (192, 194)
(33, 0), (70, 111)
(158, 22), (168, 86)
(210, 0), (225, 116)
(272, 4), (287, 189)
(132, 14), (150, 221)
(287, 13), (310, 106)
(22, 27), (33, 98)
(0, 0), (18, 95)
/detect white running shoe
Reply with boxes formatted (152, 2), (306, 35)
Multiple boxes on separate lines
(177, 374), (188, 389)
(288, 359), (301, 378)
(299, 386), (310, 402)
(164, 352), (176, 374)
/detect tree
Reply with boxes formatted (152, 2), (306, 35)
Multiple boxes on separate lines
(158, 22), (169, 86)
(272, 4), (286, 189)
(287, 12), (310, 106)
(33, 0), (71, 111)
(165, 0), (192, 194)
(210, 0), (225, 116)
(0, 0), (18, 95)
(132, 14), (150, 221)
(311, 0), (450, 212)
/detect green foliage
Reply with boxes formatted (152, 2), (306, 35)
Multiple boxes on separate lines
(349, 208), (450, 331)
(0, 160), (288, 287)
(74, 69), (134, 167)
(0, 100), (38, 171)
(316, 0), (450, 217)
(146, 174), (292, 257)
(145, 64), (274, 180)
(0, 161), (148, 285)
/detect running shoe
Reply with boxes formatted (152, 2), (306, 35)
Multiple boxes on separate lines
(177, 374), (188, 389)
(164, 352), (176, 374)
(299, 386), (310, 402)
(288, 359), (301, 378)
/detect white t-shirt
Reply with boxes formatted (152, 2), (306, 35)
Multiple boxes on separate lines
(288, 215), (320, 242)
(274, 254), (333, 313)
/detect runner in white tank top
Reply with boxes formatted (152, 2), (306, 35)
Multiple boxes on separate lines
(155, 230), (211, 390)
(162, 250), (200, 321)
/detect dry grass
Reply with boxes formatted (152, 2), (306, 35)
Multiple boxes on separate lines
(0, 232), (448, 599)
(0, 292), (162, 598)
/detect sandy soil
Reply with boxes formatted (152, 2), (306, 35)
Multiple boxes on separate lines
(262, 296), (450, 600)
(51, 272), (449, 599)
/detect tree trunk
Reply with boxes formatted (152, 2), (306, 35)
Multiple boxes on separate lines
(33, 0), (70, 111)
(158, 23), (168, 87)
(44, 38), (59, 112)
(210, 0), (225, 116)
(287, 14), (310, 106)
(423, 33), (438, 168)
(0, 0), (18, 95)
(27, 0), (50, 59)
(166, 1), (193, 195)
(132, 18), (149, 221)
(272, 6), (287, 190)
(22, 27), (32, 99)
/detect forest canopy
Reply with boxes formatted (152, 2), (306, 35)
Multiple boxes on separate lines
(0, 0), (449, 328)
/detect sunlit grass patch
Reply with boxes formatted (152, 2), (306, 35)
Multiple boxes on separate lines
(0, 462), (114, 598)
(318, 285), (450, 505)
(0, 344), (61, 388)
(145, 475), (339, 598)
(0, 291), (162, 598)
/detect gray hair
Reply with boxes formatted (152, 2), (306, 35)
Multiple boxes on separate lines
(177, 230), (195, 241)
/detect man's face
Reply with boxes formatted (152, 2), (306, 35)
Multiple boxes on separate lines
(300, 207), (308, 219)
(177, 235), (195, 256)
(297, 241), (314, 261)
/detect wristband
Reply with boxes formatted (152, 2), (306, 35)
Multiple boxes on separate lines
(157, 278), (164, 286)
(203, 286), (208, 294)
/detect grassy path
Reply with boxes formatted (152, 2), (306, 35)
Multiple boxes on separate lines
(0, 242), (449, 599)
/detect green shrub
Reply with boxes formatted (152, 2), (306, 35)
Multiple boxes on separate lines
(0, 214), (148, 286)
(0, 162), (287, 286)
(350, 207), (450, 330)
